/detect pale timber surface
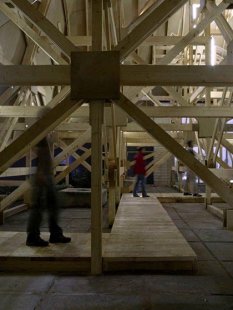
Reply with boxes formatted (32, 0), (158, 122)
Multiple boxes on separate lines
(0, 194), (197, 273)
(103, 194), (197, 272)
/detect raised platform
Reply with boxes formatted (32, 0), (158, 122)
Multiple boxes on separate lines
(155, 192), (223, 203)
(103, 194), (197, 272)
(0, 194), (197, 273)
(58, 187), (108, 207)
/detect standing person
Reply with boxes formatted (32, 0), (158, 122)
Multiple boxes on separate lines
(133, 147), (149, 198)
(184, 140), (201, 197)
(26, 135), (71, 247)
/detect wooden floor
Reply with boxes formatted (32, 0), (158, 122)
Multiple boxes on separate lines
(0, 194), (197, 273)
(155, 192), (222, 203)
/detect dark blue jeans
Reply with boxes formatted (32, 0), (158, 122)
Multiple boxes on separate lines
(133, 174), (147, 197)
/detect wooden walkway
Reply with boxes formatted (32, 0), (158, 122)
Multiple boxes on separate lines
(0, 194), (197, 273)
(155, 192), (222, 203)
(103, 194), (197, 272)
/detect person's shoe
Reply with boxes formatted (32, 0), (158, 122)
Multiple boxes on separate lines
(26, 235), (49, 247)
(49, 234), (71, 244)
(183, 192), (192, 196)
(143, 195), (150, 198)
(193, 193), (202, 197)
(133, 194), (140, 197)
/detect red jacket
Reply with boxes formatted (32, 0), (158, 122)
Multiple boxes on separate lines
(134, 152), (146, 175)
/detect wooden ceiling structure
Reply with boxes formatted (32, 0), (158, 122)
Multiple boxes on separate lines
(1, 0), (233, 273)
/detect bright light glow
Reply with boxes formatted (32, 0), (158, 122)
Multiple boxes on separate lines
(230, 180), (233, 184)
(192, 4), (200, 20)
(211, 36), (216, 66)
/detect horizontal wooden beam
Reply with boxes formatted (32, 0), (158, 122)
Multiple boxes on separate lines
(123, 123), (233, 132)
(2, 65), (233, 87)
(140, 106), (233, 118)
(0, 122), (89, 132)
(121, 65), (233, 86)
(67, 35), (209, 47)
(142, 36), (209, 46)
(0, 66), (70, 86)
(1, 105), (233, 118)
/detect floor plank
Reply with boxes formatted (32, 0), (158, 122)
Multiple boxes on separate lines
(0, 194), (197, 273)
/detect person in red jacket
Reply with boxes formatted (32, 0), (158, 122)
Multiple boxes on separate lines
(133, 147), (149, 197)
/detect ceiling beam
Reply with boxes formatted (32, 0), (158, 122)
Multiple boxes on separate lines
(8, 0), (77, 58)
(114, 0), (188, 59)
(2, 105), (233, 118)
(159, 0), (229, 65)
(0, 2), (67, 64)
(2, 65), (233, 87)
(66, 35), (209, 47)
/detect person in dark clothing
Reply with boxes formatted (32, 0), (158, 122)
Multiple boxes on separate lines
(133, 147), (149, 198)
(183, 140), (201, 197)
(26, 135), (71, 247)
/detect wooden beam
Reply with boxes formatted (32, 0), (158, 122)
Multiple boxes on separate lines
(7, 122), (90, 132)
(122, 123), (194, 132)
(207, 1), (233, 44)
(0, 96), (83, 173)
(143, 36), (209, 46)
(53, 129), (91, 166)
(0, 181), (30, 212)
(162, 86), (189, 106)
(159, 1), (229, 65)
(9, 0), (77, 58)
(2, 65), (233, 87)
(0, 148), (91, 212)
(55, 149), (91, 184)
(0, 86), (19, 105)
(67, 36), (92, 46)
(3, 105), (233, 118)
(0, 65), (70, 86)
(4, 204), (28, 219)
(66, 35), (209, 47)
(58, 140), (91, 171)
(91, 0), (103, 275)
(120, 65), (233, 86)
(0, 2), (67, 65)
(146, 152), (172, 177)
(116, 94), (233, 206)
(114, 0), (187, 59)
(139, 106), (233, 118)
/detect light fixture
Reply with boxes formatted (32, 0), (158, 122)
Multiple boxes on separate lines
(192, 4), (200, 20)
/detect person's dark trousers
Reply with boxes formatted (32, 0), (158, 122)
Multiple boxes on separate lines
(27, 177), (62, 238)
(133, 174), (147, 197)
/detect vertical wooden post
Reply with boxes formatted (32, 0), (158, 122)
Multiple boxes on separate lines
(205, 13), (212, 207)
(91, 0), (103, 275)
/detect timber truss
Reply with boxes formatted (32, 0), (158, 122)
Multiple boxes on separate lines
(1, 0), (233, 273)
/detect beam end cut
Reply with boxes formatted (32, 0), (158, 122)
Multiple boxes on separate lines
(71, 51), (120, 100)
